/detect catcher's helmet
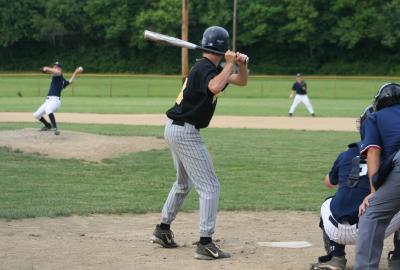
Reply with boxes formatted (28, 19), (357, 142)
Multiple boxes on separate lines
(373, 83), (400, 111)
(201, 26), (229, 54)
(357, 105), (373, 140)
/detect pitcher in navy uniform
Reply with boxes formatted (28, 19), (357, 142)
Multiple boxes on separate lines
(354, 83), (400, 270)
(310, 106), (400, 270)
(33, 62), (82, 135)
(151, 26), (248, 260)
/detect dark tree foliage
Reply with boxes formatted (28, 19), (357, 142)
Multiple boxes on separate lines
(1, 0), (400, 74)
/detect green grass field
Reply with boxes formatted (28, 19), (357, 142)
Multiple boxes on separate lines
(0, 122), (359, 219)
(0, 74), (392, 117)
(0, 74), (395, 99)
(0, 97), (372, 117)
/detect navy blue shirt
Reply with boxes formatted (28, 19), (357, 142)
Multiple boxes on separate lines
(47, 75), (70, 97)
(361, 104), (400, 161)
(167, 58), (226, 128)
(292, 81), (307, 95)
(329, 143), (370, 224)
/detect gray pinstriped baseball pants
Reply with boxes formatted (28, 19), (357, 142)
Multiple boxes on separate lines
(161, 118), (220, 237)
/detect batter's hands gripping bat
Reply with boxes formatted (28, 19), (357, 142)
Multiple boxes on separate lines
(144, 30), (249, 64)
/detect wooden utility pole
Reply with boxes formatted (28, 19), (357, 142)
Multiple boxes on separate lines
(232, 0), (237, 51)
(181, 0), (189, 82)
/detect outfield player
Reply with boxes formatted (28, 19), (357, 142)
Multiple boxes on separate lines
(151, 26), (248, 260)
(33, 62), (81, 135)
(354, 83), (400, 269)
(311, 106), (400, 270)
(288, 73), (315, 117)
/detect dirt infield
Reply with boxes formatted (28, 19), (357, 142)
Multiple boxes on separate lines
(0, 112), (357, 131)
(0, 211), (393, 270)
(0, 128), (166, 162)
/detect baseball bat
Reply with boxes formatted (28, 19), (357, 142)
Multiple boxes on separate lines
(144, 30), (249, 63)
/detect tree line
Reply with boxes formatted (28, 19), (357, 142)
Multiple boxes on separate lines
(2, 0), (400, 75)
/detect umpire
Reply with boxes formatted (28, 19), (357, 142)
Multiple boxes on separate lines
(151, 26), (248, 260)
(354, 83), (400, 269)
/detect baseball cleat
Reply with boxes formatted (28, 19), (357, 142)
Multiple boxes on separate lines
(317, 252), (333, 263)
(388, 251), (400, 270)
(151, 224), (178, 248)
(309, 256), (346, 270)
(52, 128), (60, 135)
(40, 126), (51, 131)
(194, 241), (231, 260)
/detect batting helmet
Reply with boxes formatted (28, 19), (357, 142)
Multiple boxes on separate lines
(357, 105), (373, 140)
(372, 83), (400, 111)
(201, 26), (229, 54)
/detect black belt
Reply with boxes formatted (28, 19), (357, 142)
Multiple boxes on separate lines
(172, 120), (199, 130)
(329, 215), (338, 228)
(329, 215), (358, 228)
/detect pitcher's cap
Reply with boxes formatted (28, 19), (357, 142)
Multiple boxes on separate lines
(53, 62), (63, 68)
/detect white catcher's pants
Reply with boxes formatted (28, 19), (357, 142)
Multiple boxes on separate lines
(289, 94), (314, 114)
(321, 198), (400, 245)
(33, 96), (61, 119)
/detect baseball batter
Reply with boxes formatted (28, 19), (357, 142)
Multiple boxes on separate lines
(310, 106), (400, 270)
(288, 73), (315, 117)
(151, 26), (248, 260)
(33, 62), (82, 135)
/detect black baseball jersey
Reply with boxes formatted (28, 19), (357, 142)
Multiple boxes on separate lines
(47, 74), (70, 97)
(292, 81), (307, 95)
(166, 58), (226, 128)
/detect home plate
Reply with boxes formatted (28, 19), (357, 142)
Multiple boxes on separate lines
(257, 241), (312, 249)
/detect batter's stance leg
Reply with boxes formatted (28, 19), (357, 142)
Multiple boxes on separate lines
(161, 144), (193, 224)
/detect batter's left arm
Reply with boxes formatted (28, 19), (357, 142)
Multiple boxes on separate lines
(228, 52), (248, 86)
